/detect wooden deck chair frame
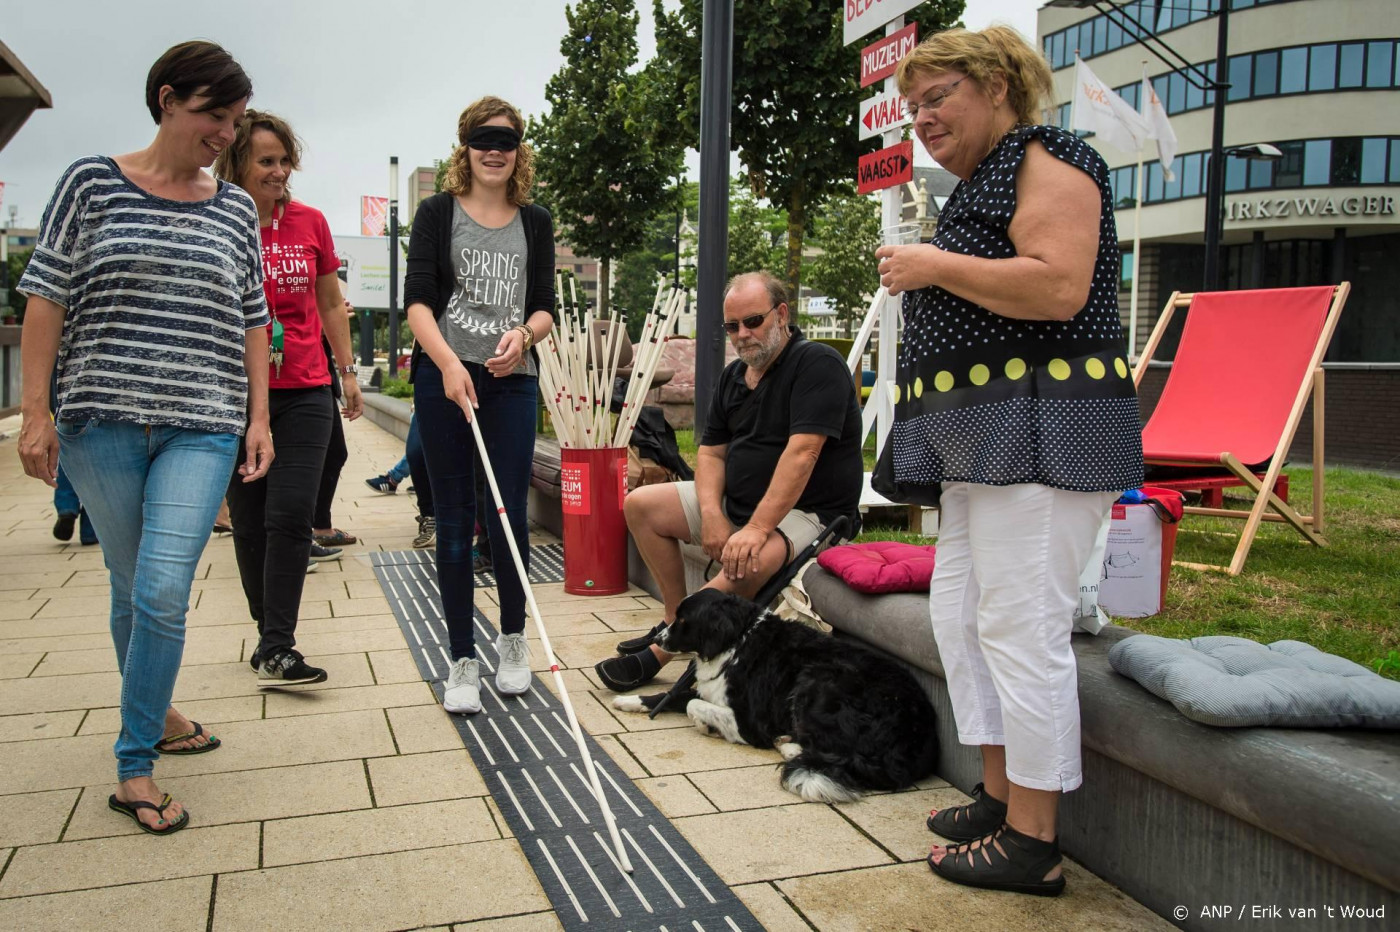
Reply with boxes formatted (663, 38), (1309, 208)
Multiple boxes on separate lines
(1131, 283), (1350, 576)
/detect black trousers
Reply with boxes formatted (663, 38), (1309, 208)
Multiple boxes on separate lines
(227, 386), (333, 654)
(314, 391), (347, 528)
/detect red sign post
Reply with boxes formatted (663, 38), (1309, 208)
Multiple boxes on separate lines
(857, 141), (913, 195)
(860, 23), (917, 88)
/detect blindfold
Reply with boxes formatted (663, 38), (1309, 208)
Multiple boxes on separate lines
(466, 126), (522, 152)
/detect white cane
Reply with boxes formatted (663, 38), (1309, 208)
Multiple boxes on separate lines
(466, 409), (634, 874)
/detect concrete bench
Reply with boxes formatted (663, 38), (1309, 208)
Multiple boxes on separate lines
(801, 565), (1400, 930)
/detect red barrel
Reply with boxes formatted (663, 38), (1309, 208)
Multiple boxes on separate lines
(560, 447), (629, 595)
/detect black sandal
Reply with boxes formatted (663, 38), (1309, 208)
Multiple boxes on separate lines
(927, 823), (1065, 897)
(108, 792), (191, 836)
(927, 781), (1007, 841)
(616, 621), (668, 655)
(155, 721), (221, 755)
(595, 648), (663, 692)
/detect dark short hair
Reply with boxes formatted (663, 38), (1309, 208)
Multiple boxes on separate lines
(145, 41), (252, 124)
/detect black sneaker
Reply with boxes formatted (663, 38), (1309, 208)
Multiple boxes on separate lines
(258, 649), (328, 688)
(53, 513), (77, 542)
(249, 645), (263, 671)
(616, 621), (668, 655)
(309, 542), (342, 562)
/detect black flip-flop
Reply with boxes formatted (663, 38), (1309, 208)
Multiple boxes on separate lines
(108, 793), (190, 836)
(155, 721), (221, 755)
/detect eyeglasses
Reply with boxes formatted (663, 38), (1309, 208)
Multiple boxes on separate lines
(722, 305), (779, 334)
(906, 78), (965, 118)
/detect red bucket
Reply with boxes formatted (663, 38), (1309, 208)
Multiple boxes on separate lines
(560, 447), (629, 595)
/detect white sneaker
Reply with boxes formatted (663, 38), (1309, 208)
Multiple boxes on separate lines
(496, 633), (532, 695)
(443, 657), (481, 714)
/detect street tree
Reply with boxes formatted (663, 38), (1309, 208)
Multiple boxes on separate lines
(649, 0), (963, 295)
(530, 0), (684, 315)
(807, 185), (881, 336)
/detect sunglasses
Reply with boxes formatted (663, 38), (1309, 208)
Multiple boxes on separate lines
(722, 305), (779, 334)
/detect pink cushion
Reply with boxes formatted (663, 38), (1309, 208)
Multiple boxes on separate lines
(817, 541), (937, 594)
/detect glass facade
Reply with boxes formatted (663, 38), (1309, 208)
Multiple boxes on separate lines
(1043, 0), (1299, 70)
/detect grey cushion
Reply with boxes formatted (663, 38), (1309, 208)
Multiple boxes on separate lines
(1108, 635), (1400, 728)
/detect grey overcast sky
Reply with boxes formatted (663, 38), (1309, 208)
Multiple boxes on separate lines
(0, 0), (1042, 236)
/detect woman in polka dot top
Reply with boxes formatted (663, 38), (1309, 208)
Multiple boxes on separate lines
(876, 26), (1144, 898)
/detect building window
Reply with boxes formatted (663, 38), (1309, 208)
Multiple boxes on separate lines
(1360, 137), (1388, 183)
(1338, 42), (1366, 89)
(1310, 44), (1337, 91)
(1303, 140), (1332, 186)
(1280, 46), (1308, 93)
(1254, 50), (1279, 96)
(1368, 41), (1394, 88)
(1181, 152), (1204, 198)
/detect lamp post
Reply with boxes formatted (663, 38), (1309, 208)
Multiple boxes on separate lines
(388, 156), (400, 377)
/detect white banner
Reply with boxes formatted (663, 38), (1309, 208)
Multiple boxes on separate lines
(843, 0), (922, 46)
(1072, 57), (1150, 155)
(1141, 68), (1179, 182)
(335, 235), (406, 308)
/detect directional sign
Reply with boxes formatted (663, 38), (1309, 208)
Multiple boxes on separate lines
(843, 0), (923, 46)
(857, 141), (913, 195)
(858, 88), (910, 141)
(860, 23), (917, 87)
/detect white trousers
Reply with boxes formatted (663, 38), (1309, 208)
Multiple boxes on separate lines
(929, 482), (1116, 793)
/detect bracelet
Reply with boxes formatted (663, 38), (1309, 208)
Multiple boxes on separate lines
(515, 324), (535, 350)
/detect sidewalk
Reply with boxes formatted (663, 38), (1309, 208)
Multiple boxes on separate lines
(0, 413), (1169, 931)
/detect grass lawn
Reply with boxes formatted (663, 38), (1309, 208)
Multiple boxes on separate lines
(671, 430), (1398, 679)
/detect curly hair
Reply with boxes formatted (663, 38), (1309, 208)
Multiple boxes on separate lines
(212, 110), (302, 203)
(896, 25), (1054, 126)
(440, 96), (535, 206)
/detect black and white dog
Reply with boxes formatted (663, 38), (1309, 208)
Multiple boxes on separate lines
(613, 589), (939, 804)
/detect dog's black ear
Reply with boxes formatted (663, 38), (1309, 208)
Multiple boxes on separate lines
(692, 591), (757, 659)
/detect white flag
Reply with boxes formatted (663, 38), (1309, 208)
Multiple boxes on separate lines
(1071, 57), (1150, 155)
(1141, 68), (1178, 182)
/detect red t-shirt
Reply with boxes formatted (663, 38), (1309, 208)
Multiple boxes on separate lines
(261, 200), (339, 389)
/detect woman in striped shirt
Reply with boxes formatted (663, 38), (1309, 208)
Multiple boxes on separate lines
(16, 41), (272, 836)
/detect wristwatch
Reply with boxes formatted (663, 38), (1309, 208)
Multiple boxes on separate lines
(339, 363), (357, 375)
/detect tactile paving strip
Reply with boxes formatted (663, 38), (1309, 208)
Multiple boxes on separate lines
(372, 550), (760, 932)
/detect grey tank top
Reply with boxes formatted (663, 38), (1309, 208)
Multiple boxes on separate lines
(438, 200), (534, 376)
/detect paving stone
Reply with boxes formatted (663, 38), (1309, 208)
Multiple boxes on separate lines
(63, 760), (371, 841)
(367, 648), (422, 684)
(295, 612), (401, 635)
(387, 704), (465, 754)
(276, 628), (410, 656)
(0, 614), (111, 638)
(634, 775), (718, 818)
(777, 859), (1174, 931)
(0, 600), (46, 621)
(28, 584), (110, 601)
(0, 876), (211, 932)
(0, 632), (111, 655)
(264, 682), (434, 719)
(330, 596), (392, 617)
(367, 749), (489, 807)
(262, 796), (498, 866)
(688, 764), (809, 812)
(29, 647), (118, 676)
(591, 608), (661, 632)
(0, 823), (259, 897)
(0, 710), (85, 743)
(78, 696), (264, 736)
(212, 840), (547, 931)
(617, 724), (781, 776)
(173, 654), (374, 704)
(0, 670), (123, 715)
(834, 786), (976, 862)
(31, 596), (115, 620)
(0, 789), (79, 847)
(732, 881), (815, 932)
(0, 652), (42, 678)
(454, 912), (564, 931)
(593, 733), (648, 780)
(0, 572), (74, 591)
(675, 803), (892, 884)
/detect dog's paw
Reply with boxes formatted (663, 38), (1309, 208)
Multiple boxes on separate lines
(693, 720), (720, 737)
(776, 741), (803, 761)
(611, 695), (646, 714)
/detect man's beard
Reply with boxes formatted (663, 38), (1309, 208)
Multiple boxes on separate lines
(736, 326), (785, 370)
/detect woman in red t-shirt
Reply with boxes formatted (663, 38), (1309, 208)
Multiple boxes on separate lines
(214, 111), (362, 688)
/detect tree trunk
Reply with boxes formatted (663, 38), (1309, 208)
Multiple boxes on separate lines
(785, 180), (806, 299)
(597, 256), (610, 315)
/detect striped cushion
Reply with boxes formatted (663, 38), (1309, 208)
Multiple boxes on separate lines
(1108, 635), (1400, 728)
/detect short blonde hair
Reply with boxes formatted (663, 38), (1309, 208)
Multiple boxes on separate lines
(213, 110), (301, 202)
(441, 96), (535, 206)
(896, 25), (1054, 126)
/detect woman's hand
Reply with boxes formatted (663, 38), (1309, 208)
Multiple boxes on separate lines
(443, 359), (479, 421)
(340, 375), (364, 421)
(239, 419), (275, 482)
(486, 327), (527, 377)
(18, 414), (59, 487)
(875, 243), (941, 296)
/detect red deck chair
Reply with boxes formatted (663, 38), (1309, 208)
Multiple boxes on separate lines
(1132, 283), (1350, 576)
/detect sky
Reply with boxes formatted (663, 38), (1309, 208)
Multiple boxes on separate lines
(0, 0), (1044, 236)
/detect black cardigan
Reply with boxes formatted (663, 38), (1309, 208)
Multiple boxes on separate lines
(404, 192), (556, 382)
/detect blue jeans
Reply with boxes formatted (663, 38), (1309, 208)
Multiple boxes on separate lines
(387, 455), (411, 483)
(414, 357), (536, 659)
(56, 419), (238, 782)
(54, 463), (98, 544)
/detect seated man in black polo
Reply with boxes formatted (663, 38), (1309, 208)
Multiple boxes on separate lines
(595, 270), (863, 691)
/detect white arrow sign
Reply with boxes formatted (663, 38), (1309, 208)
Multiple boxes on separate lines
(858, 88), (911, 141)
(843, 0), (923, 46)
